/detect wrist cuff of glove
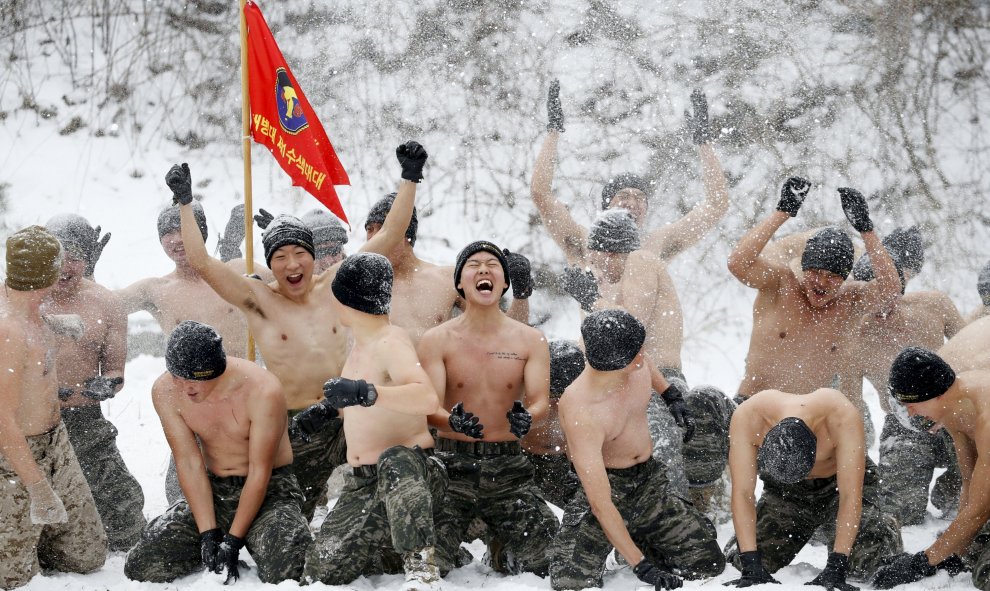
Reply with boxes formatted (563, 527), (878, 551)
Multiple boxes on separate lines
(660, 384), (684, 404)
(174, 194), (193, 206)
(222, 533), (245, 550)
(826, 552), (850, 572)
(400, 172), (423, 183)
(914, 551), (937, 575)
(512, 286), (533, 300)
(363, 382), (378, 406)
(775, 204), (798, 217)
(856, 221), (874, 233)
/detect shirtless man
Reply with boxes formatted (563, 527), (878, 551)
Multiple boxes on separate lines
(522, 339), (585, 509)
(0, 226), (106, 589)
(872, 347), (990, 589)
(533, 82), (733, 507)
(124, 321), (311, 584)
(550, 309), (725, 591)
(363, 192), (532, 344)
(728, 179), (901, 399)
(295, 253), (445, 589)
(172, 142), (423, 520)
(418, 240), (557, 576)
(218, 204), (340, 273)
(42, 214), (146, 551)
(726, 388), (902, 589)
(848, 239), (966, 525)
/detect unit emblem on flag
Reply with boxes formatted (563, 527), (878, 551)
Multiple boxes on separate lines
(276, 68), (308, 134)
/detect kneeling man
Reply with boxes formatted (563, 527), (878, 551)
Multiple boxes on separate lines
(125, 321), (311, 584)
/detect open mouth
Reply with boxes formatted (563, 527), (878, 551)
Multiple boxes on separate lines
(813, 288), (827, 297)
(476, 279), (494, 293)
(287, 273), (303, 285)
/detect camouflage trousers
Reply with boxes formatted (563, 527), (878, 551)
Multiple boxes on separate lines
(727, 459), (903, 580)
(287, 410), (348, 522)
(433, 438), (559, 576)
(649, 369), (735, 498)
(878, 413), (961, 526)
(964, 518), (990, 589)
(124, 466), (311, 583)
(61, 405), (146, 551)
(525, 450), (580, 509)
(0, 422), (107, 590)
(303, 446), (447, 585)
(550, 457), (725, 591)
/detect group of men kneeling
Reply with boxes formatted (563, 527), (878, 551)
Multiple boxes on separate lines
(6, 101), (990, 591)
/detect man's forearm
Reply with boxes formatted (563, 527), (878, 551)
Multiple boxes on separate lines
(731, 495), (758, 552)
(728, 211), (788, 274)
(178, 463), (218, 532)
(227, 471), (271, 539)
(832, 496), (862, 555)
(590, 500), (644, 566)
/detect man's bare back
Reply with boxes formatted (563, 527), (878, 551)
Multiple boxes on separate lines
(937, 314), (990, 373)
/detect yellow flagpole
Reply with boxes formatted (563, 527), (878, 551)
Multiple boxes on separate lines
(239, 0), (256, 362)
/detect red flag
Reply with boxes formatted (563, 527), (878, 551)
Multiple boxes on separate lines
(244, 1), (350, 224)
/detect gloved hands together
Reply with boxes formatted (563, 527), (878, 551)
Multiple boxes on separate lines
(448, 402), (484, 439)
(506, 400), (532, 438)
(396, 141), (428, 183)
(504, 249), (534, 299)
(165, 163), (193, 206)
(660, 383), (695, 443)
(776, 176), (811, 217)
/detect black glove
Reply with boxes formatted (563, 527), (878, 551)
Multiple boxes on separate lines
(448, 402), (484, 439)
(219, 204), (245, 262)
(217, 532), (245, 584)
(80, 376), (124, 402)
(684, 89), (714, 145)
(660, 383), (695, 443)
(634, 558), (683, 590)
(561, 266), (600, 312)
(58, 388), (74, 401)
(504, 249), (534, 299)
(86, 226), (111, 277)
(937, 554), (968, 576)
(396, 140), (428, 183)
(806, 552), (858, 591)
(547, 79), (565, 132)
(200, 528), (224, 573)
(838, 187), (874, 233)
(776, 176), (811, 217)
(165, 163), (193, 205)
(506, 400), (532, 438)
(323, 377), (378, 408)
(725, 550), (780, 587)
(872, 551), (936, 589)
(253, 207), (275, 230)
(290, 400), (339, 443)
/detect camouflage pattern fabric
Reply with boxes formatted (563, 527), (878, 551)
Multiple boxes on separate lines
(524, 450), (580, 509)
(878, 413), (960, 525)
(727, 458), (903, 580)
(61, 405), (146, 551)
(432, 438), (559, 576)
(0, 422), (107, 589)
(550, 457), (724, 591)
(124, 466), (311, 584)
(303, 446), (447, 585)
(964, 517), (990, 589)
(286, 410), (347, 522)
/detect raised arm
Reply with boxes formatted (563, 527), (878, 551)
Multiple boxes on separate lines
(531, 82), (588, 263)
(642, 92), (729, 260)
(114, 277), (157, 315)
(153, 380), (215, 533)
(361, 142), (424, 257)
(841, 188), (901, 314)
(227, 384), (285, 539)
(727, 210), (791, 290)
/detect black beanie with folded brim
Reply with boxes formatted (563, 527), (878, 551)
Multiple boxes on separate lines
(165, 320), (226, 380)
(158, 202), (208, 242)
(262, 215), (315, 268)
(758, 417), (817, 484)
(581, 309), (645, 371)
(587, 209), (641, 253)
(889, 346), (955, 403)
(454, 240), (510, 298)
(801, 227), (854, 279)
(331, 252), (393, 315)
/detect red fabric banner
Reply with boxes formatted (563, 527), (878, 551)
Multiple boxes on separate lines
(244, 1), (350, 224)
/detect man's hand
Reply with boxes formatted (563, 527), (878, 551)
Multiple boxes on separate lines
(290, 400), (339, 443)
(660, 383), (695, 443)
(561, 266), (600, 312)
(253, 207), (275, 230)
(725, 551), (780, 587)
(396, 141), (428, 183)
(165, 163), (193, 205)
(504, 249), (534, 299)
(684, 89), (714, 145)
(217, 533), (245, 584)
(634, 558), (683, 590)
(449, 402), (484, 439)
(506, 400), (532, 438)
(219, 204), (246, 262)
(26, 480), (68, 525)
(872, 552), (936, 589)
(776, 176), (811, 217)
(200, 528), (224, 573)
(838, 187), (874, 233)
(323, 378), (378, 408)
(87, 225), (111, 277)
(806, 552), (858, 591)
(547, 79), (565, 132)
(80, 376), (124, 401)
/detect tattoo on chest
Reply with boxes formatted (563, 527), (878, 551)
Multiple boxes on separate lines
(488, 351), (523, 361)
